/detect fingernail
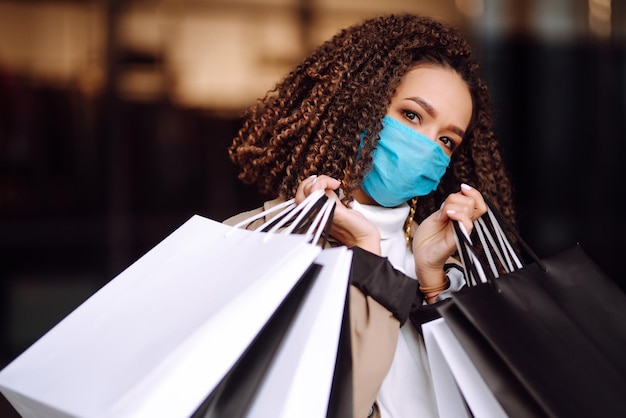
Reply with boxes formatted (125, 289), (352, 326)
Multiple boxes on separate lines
(309, 175), (318, 184)
(461, 183), (472, 190)
(446, 210), (457, 215)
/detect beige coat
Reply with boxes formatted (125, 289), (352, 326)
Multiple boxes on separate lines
(224, 197), (399, 418)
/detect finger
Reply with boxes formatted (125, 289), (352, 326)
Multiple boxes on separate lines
(295, 175), (341, 203)
(442, 208), (474, 233)
(439, 194), (476, 221)
(442, 186), (486, 221)
(460, 183), (487, 216)
(295, 175), (318, 203)
(310, 175), (341, 193)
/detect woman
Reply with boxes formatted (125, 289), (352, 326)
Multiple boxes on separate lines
(225, 13), (515, 418)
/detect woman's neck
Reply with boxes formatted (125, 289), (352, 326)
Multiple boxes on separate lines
(353, 187), (378, 206)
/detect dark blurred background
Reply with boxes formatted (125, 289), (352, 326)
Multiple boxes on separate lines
(0, 0), (624, 414)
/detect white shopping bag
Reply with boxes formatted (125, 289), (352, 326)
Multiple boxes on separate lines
(422, 317), (507, 418)
(0, 207), (326, 418)
(246, 246), (352, 418)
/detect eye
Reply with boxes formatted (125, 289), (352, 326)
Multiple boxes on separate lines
(439, 136), (457, 152)
(401, 109), (422, 123)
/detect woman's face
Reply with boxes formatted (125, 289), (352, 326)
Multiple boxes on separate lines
(353, 64), (474, 206)
(386, 64), (472, 157)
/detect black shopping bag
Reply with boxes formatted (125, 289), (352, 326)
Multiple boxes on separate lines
(530, 245), (626, 376)
(429, 201), (626, 418)
(479, 202), (626, 377)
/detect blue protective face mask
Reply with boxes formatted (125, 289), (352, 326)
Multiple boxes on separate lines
(360, 116), (451, 207)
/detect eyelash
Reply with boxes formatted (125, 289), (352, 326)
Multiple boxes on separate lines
(401, 109), (457, 152)
(440, 136), (456, 152)
(402, 109), (421, 123)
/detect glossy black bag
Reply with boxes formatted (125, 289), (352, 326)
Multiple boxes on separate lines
(435, 201), (626, 418)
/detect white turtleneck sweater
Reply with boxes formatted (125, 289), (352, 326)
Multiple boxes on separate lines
(350, 200), (464, 418)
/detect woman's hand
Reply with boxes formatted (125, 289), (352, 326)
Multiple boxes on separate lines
(412, 183), (487, 293)
(295, 175), (382, 254)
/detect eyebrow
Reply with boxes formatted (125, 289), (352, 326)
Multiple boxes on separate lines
(406, 96), (466, 138)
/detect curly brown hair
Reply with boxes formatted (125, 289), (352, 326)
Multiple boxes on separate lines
(229, 13), (516, 225)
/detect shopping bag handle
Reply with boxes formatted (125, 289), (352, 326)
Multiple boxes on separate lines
(227, 189), (336, 246)
(453, 198), (546, 287)
(481, 198), (545, 271)
(452, 219), (497, 286)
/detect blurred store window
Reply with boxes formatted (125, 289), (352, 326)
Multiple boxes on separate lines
(0, 0), (465, 111)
